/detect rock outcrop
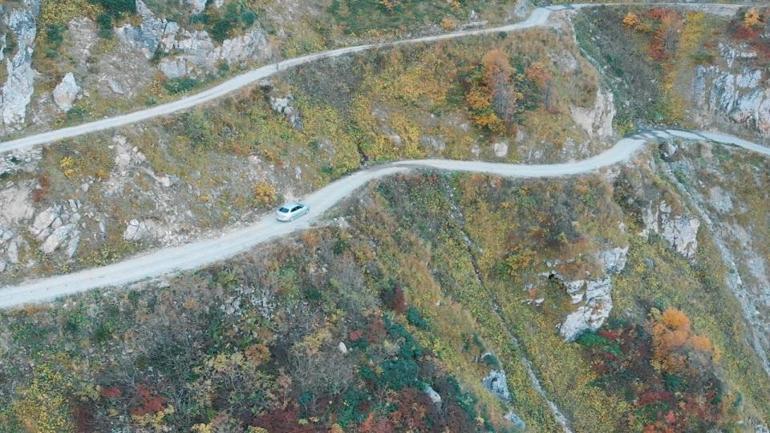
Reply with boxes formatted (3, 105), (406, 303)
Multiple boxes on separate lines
(570, 86), (615, 139)
(423, 385), (442, 406)
(269, 94), (302, 129)
(0, 0), (41, 132)
(123, 218), (164, 242)
(52, 72), (80, 112)
(29, 201), (82, 258)
(482, 369), (512, 401)
(0, 181), (34, 272)
(0, 182), (34, 226)
(642, 201), (700, 259)
(493, 141), (509, 158)
(158, 28), (272, 78)
(116, 0), (179, 59)
(0, 226), (23, 273)
(116, 0), (272, 79)
(559, 246), (628, 341)
(692, 43), (770, 137)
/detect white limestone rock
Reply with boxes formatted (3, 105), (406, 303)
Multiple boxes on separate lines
(123, 219), (160, 242)
(570, 86), (615, 139)
(643, 201), (700, 259)
(29, 201), (81, 258)
(158, 28), (271, 78)
(0, 225), (25, 273)
(0, 183), (34, 226)
(0, 0), (41, 132)
(558, 246), (629, 341)
(424, 385), (442, 406)
(493, 141), (509, 158)
(482, 370), (511, 401)
(560, 278), (613, 341)
(693, 43), (770, 137)
(40, 223), (79, 256)
(186, 0), (207, 14)
(269, 95), (302, 129)
(597, 246), (629, 275)
(52, 72), (80, 112)
(116, 0), (179, 59)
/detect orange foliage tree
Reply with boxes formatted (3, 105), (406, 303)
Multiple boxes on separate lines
(647, 10), (682, 61)
(743, 8), (762, 28)
(651, 308), (715, 373)
(463, 49), (519, 134)
(623, 12), (641, 28)
(525, 61), (551, 89)
(379, 0), (400, 11)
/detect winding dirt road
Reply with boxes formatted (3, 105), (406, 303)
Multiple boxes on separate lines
(0, 2), (762, 308)
(0, 6), (767, 432)
(0, 6), (561, 153)
(1, 2), (741, 153)
(0, 129), (768, 308)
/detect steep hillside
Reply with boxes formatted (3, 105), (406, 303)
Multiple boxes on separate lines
(0, 0), (530, 137)
(0, 11), (610, 284)
(575, 5), (770, 140)
(1, 3), (770, 433)
(2, 137), (770, 432)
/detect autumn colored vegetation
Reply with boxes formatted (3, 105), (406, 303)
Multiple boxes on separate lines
(0, 207), (508, 432)
(4, 167), (770, 431)
(576, 6), (723, 127)
(462, 48), (545, 136)
(728, 7), (770, 62)
(577, 308), (729, 433)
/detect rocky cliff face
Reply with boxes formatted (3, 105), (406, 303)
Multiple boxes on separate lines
(641, 200), (700, 259)
(0, 0), (40, 133)
(570, 86), (615, 139)
(0, 0), (274, 135)
(692, 42), (770, 139)
(558, 246), (628, 341)
(117, 0), (272, 79)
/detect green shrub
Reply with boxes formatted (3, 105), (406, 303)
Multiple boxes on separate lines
(177, 111), (215, 148)
(337, 387), (369, 427)
(575, 330), (622, 356)
(44, 24), (65, 57)
(164, 77), (199, 94)
(241, 10), (257, 26)
(90, 0), (136, 38)
(203, 2), (259, 43)
(380, 359), (420, 390)
(66, 106), (88, 122)
(690, 50), (715, 65)
(91, 322), (114, 344)
(210, 18), (236, 43)
(663, 372), (685, 392)
(89, 0), (136, 17)
(189, 13), (209, 25)
(481, 352), (501, 369)
(96, 13), (113, 39)
(406, 306), (429, 330)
